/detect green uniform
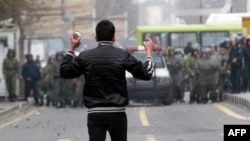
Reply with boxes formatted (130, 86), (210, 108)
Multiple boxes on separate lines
(53, 60), (64, 106)
(40, 62), (54, 106)
(185, 55), (200, 103)
(53, 60), (74, 107)
(198, 58), (215, 103)
(217, 52), (229, 101)
(2, 57), (19, 101)
(166, 55), (184, 102)
(74, 75), (85, 101)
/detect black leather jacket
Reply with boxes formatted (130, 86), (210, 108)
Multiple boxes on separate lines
(60, 43), (154, 108)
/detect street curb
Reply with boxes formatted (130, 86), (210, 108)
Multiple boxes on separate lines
(0, 102), (29, 117)
(224, 94), (250, 111)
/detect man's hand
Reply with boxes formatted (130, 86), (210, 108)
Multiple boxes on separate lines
(143, 37), (154, 57)
(69, 32), (81, 51)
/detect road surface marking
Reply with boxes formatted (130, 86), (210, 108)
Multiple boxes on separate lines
(139, 107), (150, 126)
(147, 135), (157, 141)
(58, 139), (71, 141)
(0, 107), (45, 130)
(213, 103), (250, 120)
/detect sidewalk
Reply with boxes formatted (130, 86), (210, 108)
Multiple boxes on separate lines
(0, 101), (28, 117)
(224, 93), (250, 111)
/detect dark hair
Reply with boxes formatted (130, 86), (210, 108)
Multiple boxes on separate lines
(95, 20), (115, 41)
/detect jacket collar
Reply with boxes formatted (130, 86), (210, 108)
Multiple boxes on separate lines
(98, 41), (113, 46)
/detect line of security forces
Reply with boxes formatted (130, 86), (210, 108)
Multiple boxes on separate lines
(165, 35), (250, 104)
(39, 52), (85, 108)
(2, 50), (85, 108)
(3, 35), (250, 106)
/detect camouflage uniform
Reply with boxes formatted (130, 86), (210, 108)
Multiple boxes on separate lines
(2, 49), (19, 101)
(73, 75), (85, 107)
(208, 52), (220, 102)
(217, 48), (229, 101)
(198, 52), (216, 103)
(40, 58), (54, 106)
(185, 51), (200, 104)
(166, 53), (184, 102)
(53, 57), (64, 107)
(53, 52), (75, 108)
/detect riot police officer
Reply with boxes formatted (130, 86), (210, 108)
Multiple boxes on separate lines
(198, 51), (211, 103)
(242, 37), (250, 92)
(40, 57), (54, 106)
(228, 38), (243, 93)
(2, 49), (20, 102)
(22, 54), (41, 106)
(217, 46), (229, 101)
(53, 52), (75, 108)
(166, 48), (185, 103)
(185, 47), (200, 104)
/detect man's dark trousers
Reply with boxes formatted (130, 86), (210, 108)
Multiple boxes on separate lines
(87, 112), (127, 141)
(230, 66), (241, 93)
(24, 80), (39, 105)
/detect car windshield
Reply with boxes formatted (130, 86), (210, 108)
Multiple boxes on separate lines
(133, 53), (164, 68)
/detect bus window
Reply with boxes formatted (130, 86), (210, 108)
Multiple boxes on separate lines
(201, 31), (229, 47)
(170, 32), (197, 48)
(142, 32), (167, 49)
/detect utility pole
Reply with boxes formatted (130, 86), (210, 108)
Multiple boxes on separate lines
(200, 0), (203, 24)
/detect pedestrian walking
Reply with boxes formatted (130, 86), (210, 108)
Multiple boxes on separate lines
(60, 20), (154, 141)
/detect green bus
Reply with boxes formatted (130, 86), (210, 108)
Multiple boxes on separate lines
(136, 24), (242, 50)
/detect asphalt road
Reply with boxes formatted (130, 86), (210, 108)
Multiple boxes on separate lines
(0, 100), (250, 141)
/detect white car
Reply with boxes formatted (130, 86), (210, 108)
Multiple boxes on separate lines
(126, 52), (174, 105)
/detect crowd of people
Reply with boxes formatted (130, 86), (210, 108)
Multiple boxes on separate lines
(165, 35), (250, 104)
(2, 50), (84, 108)
(3, 33), (250, 107)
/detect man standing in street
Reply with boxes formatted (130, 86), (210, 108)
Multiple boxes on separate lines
(2, 49), (19, 102)
(60, 20), (154, 141)
(22, 54), (41, 106)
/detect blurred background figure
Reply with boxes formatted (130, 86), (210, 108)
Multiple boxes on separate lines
(2, 49), (20, 102)
(39, 57), (54, 106)
(165, 48), (185, 103)
(52, 52), (75, 108)
(217, 46), (229, 101)
(228, 37), (243, 94)
(52, 52), (64, 108)
(35, 55), (41, 69)
(185, 47), (200, 104)
(22, 54), (41, 106)
(73, 75), (85, 108)
(242, 37), (250, 93)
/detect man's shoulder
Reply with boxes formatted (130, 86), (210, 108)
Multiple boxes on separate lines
(79, 46), (127, 56)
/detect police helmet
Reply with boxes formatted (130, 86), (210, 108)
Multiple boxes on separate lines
(246, 36), (250, 43)
(174, 48), (184, 55)
(55, 51), (64, 60)
(7, 49), (16, 57)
